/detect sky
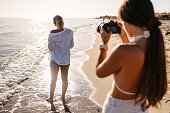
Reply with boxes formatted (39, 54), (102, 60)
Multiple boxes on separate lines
(0, 0), (169, 19)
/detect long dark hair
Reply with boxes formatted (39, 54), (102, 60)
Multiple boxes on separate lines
(119, 0), (167, 110)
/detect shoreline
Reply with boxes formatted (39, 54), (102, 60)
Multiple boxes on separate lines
(0, 23), (103, 113)
(81, 33), (121, 107)
(0, 20), (169, 112)
(82, 25), (170, 112)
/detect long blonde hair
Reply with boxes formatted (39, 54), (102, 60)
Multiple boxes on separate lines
(53, 15), (64, 30)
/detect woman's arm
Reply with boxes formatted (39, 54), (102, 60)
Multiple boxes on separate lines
(96, 26), (126, 78)
(96, 29), (111, 68)
(117, 22), (129, 43)
(96, 44), (123, 78)
(48, 37), (55, 51)
(70, 31), (74, 49)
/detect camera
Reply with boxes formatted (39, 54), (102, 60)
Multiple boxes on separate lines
(97, 16), (121, 34)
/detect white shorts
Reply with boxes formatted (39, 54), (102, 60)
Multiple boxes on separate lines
(102, 94), (148, 113)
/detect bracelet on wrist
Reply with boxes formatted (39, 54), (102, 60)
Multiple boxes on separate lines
(100, 45), (108, 50)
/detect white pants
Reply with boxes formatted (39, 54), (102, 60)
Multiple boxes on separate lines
(102, 94), (148, 113)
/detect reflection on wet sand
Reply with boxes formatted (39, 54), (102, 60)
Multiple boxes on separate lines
(0, 24), (102, 113)
(64, 103), (71, 113)
(49, 101), (71, 113)
(50, 103), (58, 113)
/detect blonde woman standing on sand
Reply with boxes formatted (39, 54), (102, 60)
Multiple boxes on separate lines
(96, 0), (167, 113)
(46, 15), (74, 103)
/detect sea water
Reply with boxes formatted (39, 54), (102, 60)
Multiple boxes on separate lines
(0, 18), (102, 113)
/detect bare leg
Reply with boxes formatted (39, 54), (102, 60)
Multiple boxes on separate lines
(46, 67), (59, 103)
(60, 66), (69, 102)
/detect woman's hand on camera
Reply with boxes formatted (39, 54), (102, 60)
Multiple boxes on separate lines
(101, 28), (112, 45)
(117, 22), (129, 43)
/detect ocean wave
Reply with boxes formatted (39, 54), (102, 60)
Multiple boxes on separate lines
(0, 38), (48, 105)
(71, 23), (94, 31)
(0, 31), (21, 36)
(0, 44), (10, 48)
(0, 21), (100, 112)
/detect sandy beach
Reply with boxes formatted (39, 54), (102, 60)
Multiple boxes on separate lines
(0, 18), (169, 113)
(0, 21), (103, 113)
(82, 33), (121, 107)
(82, 20), (170, 112)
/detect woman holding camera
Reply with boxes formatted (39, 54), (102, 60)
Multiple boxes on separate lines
(96, 0), (167, 113)
(46, 15), (74, 103)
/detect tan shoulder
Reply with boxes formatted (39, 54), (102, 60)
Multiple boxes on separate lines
(50, 29), (59, 33)
(116, 44), (145, 63)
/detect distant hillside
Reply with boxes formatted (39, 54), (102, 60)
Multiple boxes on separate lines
(96, 12), (170, 20)
(94, 15), (119, 20)
(156, 12), (170, 20)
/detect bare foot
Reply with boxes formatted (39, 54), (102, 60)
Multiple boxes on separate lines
(61, 96), (65, 104)
(46, 98), (53, 103)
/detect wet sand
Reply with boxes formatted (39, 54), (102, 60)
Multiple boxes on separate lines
(82, 20), (170, 112)
(0, 25), (102, 113)
(0, 20), (169, 113)
(82, 33), (121, 107)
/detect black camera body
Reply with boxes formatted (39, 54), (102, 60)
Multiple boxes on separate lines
(97, 18), (121, 34)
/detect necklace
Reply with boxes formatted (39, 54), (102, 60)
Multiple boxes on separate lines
(130, 30), (150, 44)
